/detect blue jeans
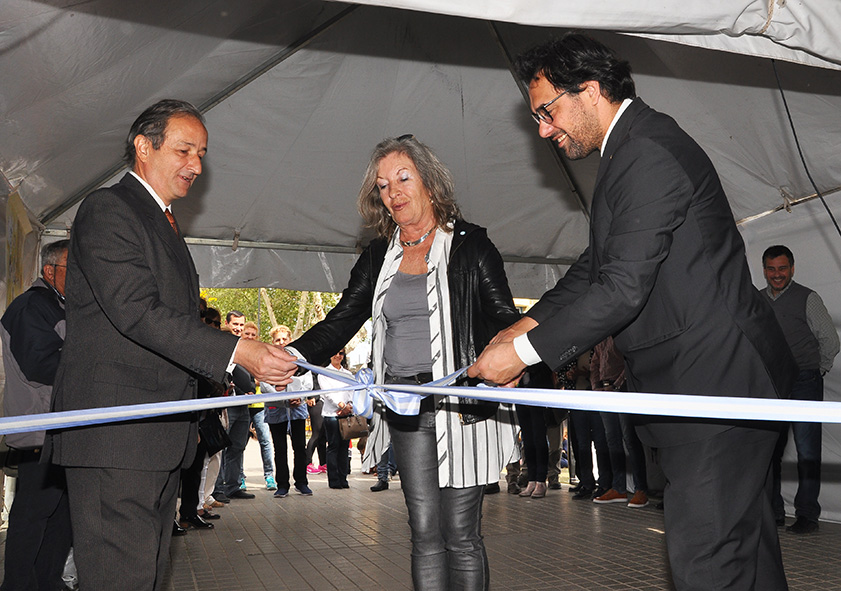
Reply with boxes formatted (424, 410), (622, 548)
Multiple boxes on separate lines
(251, 408), (275, 480)
(376, 442), (396, 482)
(388, 408), (488, 591)
(772, 369), (823, 522)
(601, 411), (648, 493)
(222, 405), (251, 496)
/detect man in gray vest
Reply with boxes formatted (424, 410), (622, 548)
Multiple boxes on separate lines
(761, 244), (840, 534)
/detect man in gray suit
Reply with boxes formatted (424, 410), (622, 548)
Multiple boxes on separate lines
(50, 99), (297, 590)
(470, 34), (796, 590)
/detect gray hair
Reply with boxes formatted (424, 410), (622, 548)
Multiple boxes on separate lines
(358, 135), (461, 239)
(41, 239), (69, 270)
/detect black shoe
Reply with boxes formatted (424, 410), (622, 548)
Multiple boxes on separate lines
(775, 516), (786, 527)
(548, 482), (562, 490)
(172, 520), (187, 536)
(212, 492), (231, 504)
(180, 515), (214, 530)
(484, 482), (500, 495)
(592, 487), (608, 499)
(572, 487), (593, 500)
(198, 510), (220, 520)
(229, 490), (255, 499)
(568, 483), (583, 493)
(371, 480), (389, 492)
(787, 517), (819, 534)
(341, 482), (350, 488)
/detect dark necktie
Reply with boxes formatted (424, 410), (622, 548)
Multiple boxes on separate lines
(165, 209), (179, 237)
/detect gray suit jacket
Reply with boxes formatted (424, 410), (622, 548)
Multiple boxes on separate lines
(527, 98), (796, 446)
(50, 173), (238, 471)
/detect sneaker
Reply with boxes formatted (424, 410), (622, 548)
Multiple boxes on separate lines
(295, 485), (313, 496)
(306, 464), (320, 475)
(628, 490), (649, 508)
(274, 488), (289, 498)
(239, 478), (247, 491)
(786, 516), (819, 534)
(594, 488), (628, 504)
(318, 464), (327, 474)
(265, 476), (278, 491)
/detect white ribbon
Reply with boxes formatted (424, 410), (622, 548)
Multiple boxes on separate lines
(0, 362), (837, 436)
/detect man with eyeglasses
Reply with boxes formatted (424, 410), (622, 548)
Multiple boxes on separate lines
(0, 239), (72, 590)
(470, 33), (796, 590)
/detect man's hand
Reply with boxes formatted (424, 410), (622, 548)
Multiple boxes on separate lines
(490, 316), (538, 345)
(234, 339), (297, 386)
(468, 341), (527, 385)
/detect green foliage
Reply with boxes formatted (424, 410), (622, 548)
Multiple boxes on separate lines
(200, 287), (340, 343)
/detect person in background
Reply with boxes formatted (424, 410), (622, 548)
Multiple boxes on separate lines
(241, 321), (277, 491)
(1, 240), (72, 591)
(760, 245), (840, 534)
(317, 349), (354, 489)
(263, 325), (314, 497)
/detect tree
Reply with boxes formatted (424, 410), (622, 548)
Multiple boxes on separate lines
(200, 287), (340, 343)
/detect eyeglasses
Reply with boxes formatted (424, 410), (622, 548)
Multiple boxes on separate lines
(337, 351), (346, 356)
(531, 90), (568, 124)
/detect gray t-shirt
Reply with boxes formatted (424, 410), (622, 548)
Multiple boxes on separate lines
(383, 271), (433, 376)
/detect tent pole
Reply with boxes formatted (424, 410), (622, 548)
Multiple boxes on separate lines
(488, 21), (591, 223)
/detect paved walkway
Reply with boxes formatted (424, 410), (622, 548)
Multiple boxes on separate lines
(3, 442), (841, 590)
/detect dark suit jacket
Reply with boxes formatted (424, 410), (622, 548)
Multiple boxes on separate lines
(526, 98), (796, 446)
(50, 173), (238, 471)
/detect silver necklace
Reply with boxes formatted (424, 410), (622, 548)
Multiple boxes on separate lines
(400, 226), (435, 248)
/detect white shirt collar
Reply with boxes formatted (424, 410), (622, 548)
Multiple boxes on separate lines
(600, 98), (634, 154)
(130, 171), (170, 213)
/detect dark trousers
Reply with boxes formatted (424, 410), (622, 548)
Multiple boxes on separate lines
(221, 405), (251, 496)
(179, 438), (208, 521)
(268, 419), (308, 490)
(323, 416), (350, 488)
(570, 409), (611, 490)
(1, 452), (72, 591)
(601, 411), (648, 493)
(516, 405), (549, 482)
(772, 369), (823, 522)
(388, 409), (488, 591)
(305, 399), (327, 467)
(65, 465), (180, 591)
(659, 425), (787, 591)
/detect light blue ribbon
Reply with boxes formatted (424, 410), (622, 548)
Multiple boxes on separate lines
(1, 361), (839, 436)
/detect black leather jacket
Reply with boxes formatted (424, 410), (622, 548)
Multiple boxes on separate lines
(291, 219), (520, 371)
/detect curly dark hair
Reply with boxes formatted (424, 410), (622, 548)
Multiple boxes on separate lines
(358, 135), (461, 240)
(514, 33), (635, 103)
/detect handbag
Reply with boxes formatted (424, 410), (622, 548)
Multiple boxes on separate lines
(199, 411), (232, 456)
(337, 414), (369, 440)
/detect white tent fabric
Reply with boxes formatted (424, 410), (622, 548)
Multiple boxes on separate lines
(342, 0), (841, 70)
(2, 0), (841, 520)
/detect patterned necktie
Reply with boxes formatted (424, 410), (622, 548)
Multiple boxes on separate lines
(164, 209), (179, 237)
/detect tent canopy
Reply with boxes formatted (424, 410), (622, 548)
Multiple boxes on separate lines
(3, 0), (841, 522)
(2, 0), (840, 296)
